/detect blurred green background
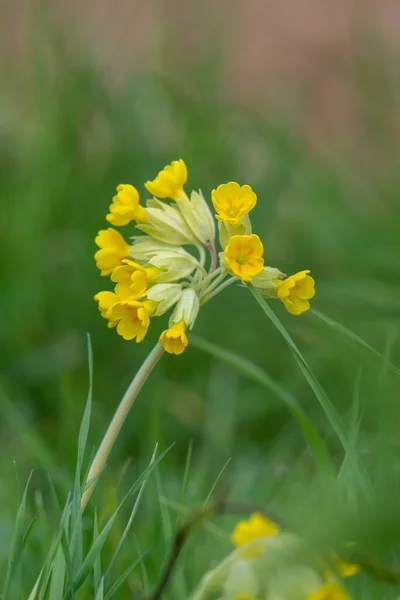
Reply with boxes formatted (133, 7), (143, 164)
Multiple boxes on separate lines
(2, 3), (400, 597)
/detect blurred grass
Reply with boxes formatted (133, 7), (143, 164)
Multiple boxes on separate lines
(2, 12), (400, 599)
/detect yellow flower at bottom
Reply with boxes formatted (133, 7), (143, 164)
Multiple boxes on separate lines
(106, 184), (147, 226)
(276, 270), (315, 315)
(224, 234), (264, 282)
(306, 582), (351, 600)
(159, 320), (188, 355)
(234, 594), (262, 600)
(145, 159), (187, 200)
(231, 513), (280, 557)
(95, 228), (130, 276)
(212, 182), (257, 226)
(110, 300), (156, 342)
(111, 259), (160, 298)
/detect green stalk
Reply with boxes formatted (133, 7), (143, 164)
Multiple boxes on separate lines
(81, 343), (164, 510)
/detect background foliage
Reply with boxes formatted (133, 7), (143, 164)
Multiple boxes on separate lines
(1, 8), (400, 599)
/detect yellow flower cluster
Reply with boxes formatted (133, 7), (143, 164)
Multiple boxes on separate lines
(222, 513), (358, 600)
(94, 159), (316, 354)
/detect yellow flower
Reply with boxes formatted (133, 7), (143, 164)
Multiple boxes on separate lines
(111, 259), (160, 298)
(224, 234), (264, 282)
(110, 300), (156, 342)
(159, 320), (188, 355)
(145, 159), (187, 200)
(212, 182), (257, 226)
(276, 270), (315, 315)
(335, 556), (360, 578)
(94, 291), (120, 328)
(232, 513), (280, 549)
(95, 228), (130, 276)
(106, 184), (147, 226)
(306, 582), (351, 600)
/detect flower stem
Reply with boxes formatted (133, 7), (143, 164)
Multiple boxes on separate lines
(201, 277), (236, 306)
(81, 342), (164, 510)
(207, 241), (217, 273)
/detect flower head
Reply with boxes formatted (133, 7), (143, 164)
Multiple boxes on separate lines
(110, 300), (156, 342)
(159, 320), (188, 355)
(212, 182), (257, 226)
(277, 270), (315, 315)
(95, 228), (130, 276)
(306, 582), (351, 600)
(111, 259), (159, 298)
(232, 513), (280, 550)
(224, 235), (264, 282)
(145, 159), (187, 200)
(106, 184), (147, 226)
(94, 291), (120, 327)
(177, 190), (216, 246)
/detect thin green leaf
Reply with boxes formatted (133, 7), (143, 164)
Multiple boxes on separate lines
(182, 440), (193, 497)
(104, 444), (158, 582)
(203, 458), (231, 506)
(189, 334), (333, 475)
(93, 509), (101, 594)
(3, 472), (33, 599)
(104, 555), (146, 600)
(311, 308), (400, 378)
(95, 578), (105, 600)
(247, 284), (349, 450)
(70, 334), (94, 572)
(48, 545), (66, 600)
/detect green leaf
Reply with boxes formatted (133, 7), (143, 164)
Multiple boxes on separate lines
(247, 284), (349, 450)
(311, 308), (400, 378)
(189, 334), (333, 476)
(48, 544), (66, 600)
(3, 472), (33, 599)
(104, 555), (145, 600)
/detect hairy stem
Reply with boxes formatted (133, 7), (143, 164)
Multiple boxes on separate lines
(81, 343), (164, 510)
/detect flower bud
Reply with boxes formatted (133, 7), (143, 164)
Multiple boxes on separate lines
(137, 199), (197, 245)
(218, 215), (252, 249)
(177, 190), (215, 246)
(170, 287), (199, 329)
(144, 283), (182, 316)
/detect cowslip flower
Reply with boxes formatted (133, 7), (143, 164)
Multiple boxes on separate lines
(224, 234), (264, 282)
(306, 581), (351, 600)
(95, 228), (130, 276)
(212, 182), (257, 226)
(106, 184), (147, 226)
(94, 158), (316, 353)
(158, 320), (188, 355)
(145, 159), (187, 200)
(111, 259), (160, 298)
(232, 513), (280, 551)
(276, 270), (315, 316)
(110, 300), (157, 342)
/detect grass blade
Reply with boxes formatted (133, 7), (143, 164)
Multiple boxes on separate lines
(311, 308), (400, 378)
(3, 472), (33, 599)
(247, 284), (349, 450)
(48, 545), (66, 600)
(189, 334), (333, 475)
(104, 555), (146, 600)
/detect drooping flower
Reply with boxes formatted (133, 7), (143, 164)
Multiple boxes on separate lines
(111, 259), (160, 298)
(110, 300), (156, 342)
(106, 184), (147, 226)
(306, 581), (351, 600)
(276, 270), (315, 315)
(94, 291), (120, 327)
(145, 159), (187, 200)
(95, 228), (130, 276)
(224, 234), (264, 282)
(232, 513), (280, 550)
(212, 182), (257, 226)
(159, 320), (188, 355)
(159, 289), (199, 354)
